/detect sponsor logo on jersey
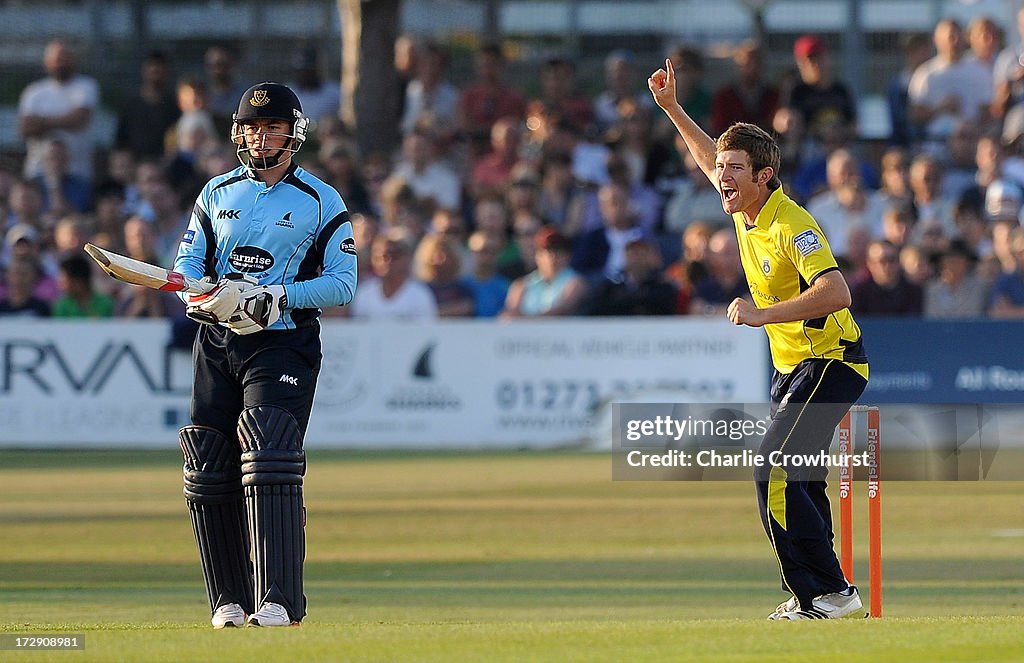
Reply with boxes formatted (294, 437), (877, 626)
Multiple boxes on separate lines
(181, 229), (196, 245)
(279, 374), (298, 386)
(340, 237), (357, 255)
(217, 209), (241, 220)
(794, 229), (823, 257)
(228, 246), (275, 273)
(761, 257), (771, 274)
(748, 281), (780, 305)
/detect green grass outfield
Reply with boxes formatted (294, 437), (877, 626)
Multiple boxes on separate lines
(0, 450), (1021, 662)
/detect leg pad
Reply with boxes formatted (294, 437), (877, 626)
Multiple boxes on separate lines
(180, 425), (254, 614)
(237, 406), (306, 622)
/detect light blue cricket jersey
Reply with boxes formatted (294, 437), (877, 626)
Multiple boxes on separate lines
(174, 162), (357, 330)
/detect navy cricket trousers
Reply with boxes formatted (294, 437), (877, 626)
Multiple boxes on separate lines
(754, 358), (868, 609)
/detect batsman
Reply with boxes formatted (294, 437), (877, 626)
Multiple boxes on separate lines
(649, 60), (869, 619)
(174, 82), (357, 627)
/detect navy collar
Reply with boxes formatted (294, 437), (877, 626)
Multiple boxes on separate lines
(245, 160), (299, 183)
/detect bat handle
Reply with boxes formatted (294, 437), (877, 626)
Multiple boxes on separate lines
(186, 309), (219, 325)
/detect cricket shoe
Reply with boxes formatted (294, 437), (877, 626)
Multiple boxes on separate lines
(766, 595), (798, 620)
(211, 603), (246, 629)
(776, 586), (863, 620)
(246, 602), (297, 627)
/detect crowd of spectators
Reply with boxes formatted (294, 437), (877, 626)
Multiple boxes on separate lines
(6, 17), (1024, 323)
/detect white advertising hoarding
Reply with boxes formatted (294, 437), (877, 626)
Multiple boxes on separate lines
(0, 320), (193, 445)
(0, 319), (767, 448)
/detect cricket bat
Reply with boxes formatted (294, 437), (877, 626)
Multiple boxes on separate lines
(83, 243), (214, 295)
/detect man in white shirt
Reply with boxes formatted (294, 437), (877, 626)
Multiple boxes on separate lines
(594, 49), (654, 132)
(351, 228), (438, 319)
(805, 149), (887, 258)
(391, 128), (461, 211)
(18, 40), (100, 182)
(909, 19), (991, 144)
(400, 41), (459, 137)
(961, 16), (1000, 92)
(992, 8), (1024, 121)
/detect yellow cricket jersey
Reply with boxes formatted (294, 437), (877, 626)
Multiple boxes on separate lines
(733, 187), (869, 379)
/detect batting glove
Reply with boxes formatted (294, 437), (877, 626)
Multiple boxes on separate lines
(224, 285), (287, 335)
(185, 275), (257, 325)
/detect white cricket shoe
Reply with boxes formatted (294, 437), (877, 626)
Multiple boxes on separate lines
(211, 603), (246, 629)
(767, 595), (798, 620)
(246, 602), (295, 627)
(776, 586), (863, 620)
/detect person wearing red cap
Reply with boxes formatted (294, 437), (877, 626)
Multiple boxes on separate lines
(783, 34), (857, 142)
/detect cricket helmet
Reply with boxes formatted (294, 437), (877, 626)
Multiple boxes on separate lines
(230, 82), (309, 170)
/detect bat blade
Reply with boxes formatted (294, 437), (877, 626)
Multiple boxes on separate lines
(83, 243), (212, 295)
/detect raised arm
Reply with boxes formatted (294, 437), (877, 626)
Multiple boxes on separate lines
(648, 58), (719, 187)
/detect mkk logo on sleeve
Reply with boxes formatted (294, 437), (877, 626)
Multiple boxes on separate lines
(217, 209), (241, 220)
(793, 229), (824, 257)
